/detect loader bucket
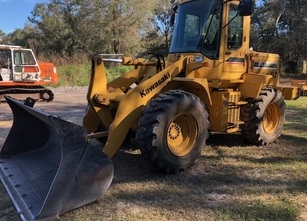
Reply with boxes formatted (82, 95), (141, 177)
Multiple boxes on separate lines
(0, 96), (114, 221)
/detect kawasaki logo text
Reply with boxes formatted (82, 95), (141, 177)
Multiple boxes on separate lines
(140, 73), (171, 98)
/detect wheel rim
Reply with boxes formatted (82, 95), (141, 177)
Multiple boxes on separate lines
(263, 103), (280, 134)
(167, 113), (197, 156)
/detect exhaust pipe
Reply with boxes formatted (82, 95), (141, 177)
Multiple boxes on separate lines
(0, 96), (113, 220)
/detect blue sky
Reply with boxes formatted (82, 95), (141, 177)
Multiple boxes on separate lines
(0, 0), (47, 34)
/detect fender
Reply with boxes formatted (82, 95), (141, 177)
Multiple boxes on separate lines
(170, 77), (212, 106)
(238, 73), (272, 98)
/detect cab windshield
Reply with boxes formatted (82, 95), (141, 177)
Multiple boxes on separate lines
(169, 0), (222, 59)
(13, 50), (37, 65)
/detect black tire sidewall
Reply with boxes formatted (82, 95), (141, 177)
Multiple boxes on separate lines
(136, 90), (209, 173)
(256, 89), (285, 143)
(153, 92), (208, 169)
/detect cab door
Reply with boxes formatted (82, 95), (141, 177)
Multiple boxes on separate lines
(223, 2), (247, 80)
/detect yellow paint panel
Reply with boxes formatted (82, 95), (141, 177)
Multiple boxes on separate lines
(239, 73), (265, 98)
(277, 86), (300, 100)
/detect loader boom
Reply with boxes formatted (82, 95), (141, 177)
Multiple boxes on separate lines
(85, 55), (190, 157)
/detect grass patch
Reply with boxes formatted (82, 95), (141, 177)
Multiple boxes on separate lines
(285, 97), (307, 109)
(59, 96), (307, 221)
(56, 63), (91, 86)
(216, 198), (300, 221)
(56, 63), (133, 86)
(283, 97), (307, 142)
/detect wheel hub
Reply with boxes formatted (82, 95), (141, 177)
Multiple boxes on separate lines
(168, 123), (181, 140)
(167, 113), (197, 157)
(263, 103), (280, 134)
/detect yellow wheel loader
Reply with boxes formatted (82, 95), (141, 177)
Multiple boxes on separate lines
(0, 0), (300, 220)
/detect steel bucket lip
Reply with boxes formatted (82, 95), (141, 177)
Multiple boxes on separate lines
(0, 96), (114, 221)
(0, 167), (29, 221)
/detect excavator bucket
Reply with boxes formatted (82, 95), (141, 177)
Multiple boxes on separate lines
(0, 96), (114, 221)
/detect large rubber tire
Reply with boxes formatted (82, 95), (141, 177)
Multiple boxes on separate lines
(136, 90), (209, 173)
(240, 88), (286, 145)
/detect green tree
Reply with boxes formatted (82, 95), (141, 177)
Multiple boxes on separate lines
(0, 30), (6, 44)
(29, 0), (99, 56)
(102, 0), (155, 55)
(28, 0), (155, 57)
(251, 0), (307, 72)
(4, 26), (36, 46)
(147, 0), (175, 56)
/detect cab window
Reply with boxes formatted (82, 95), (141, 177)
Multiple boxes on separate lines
(227, 4), (243, 50)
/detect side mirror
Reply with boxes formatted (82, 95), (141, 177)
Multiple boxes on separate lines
(238, 0), (254, 16)
(170, 3), (179, 27)
(170, 14), (175, 27)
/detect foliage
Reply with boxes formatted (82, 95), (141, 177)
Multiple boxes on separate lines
(56, 63), (91, 86)
(105, 65), (133, 82)
(148, 0), (175, 56)
(25, 0), (156, 57)
(0, 0), (171, 59)
(57, 62), (132, 86)
(0, 30), (8, 43)
(251, 0), (307, 72)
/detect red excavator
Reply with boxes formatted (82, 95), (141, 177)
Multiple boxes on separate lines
(0, 45), (58, 102)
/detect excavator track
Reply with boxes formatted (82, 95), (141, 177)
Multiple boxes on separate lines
(0, 86), (54, 102)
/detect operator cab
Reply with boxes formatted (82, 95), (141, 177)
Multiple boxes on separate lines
(0, 46), (40, 82)
(169, 0), (254, 60)
(12, 49), (40, 81)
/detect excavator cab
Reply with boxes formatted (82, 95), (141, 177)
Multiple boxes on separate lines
(0, 47), (39, 82)
(0, 45), (58, 101)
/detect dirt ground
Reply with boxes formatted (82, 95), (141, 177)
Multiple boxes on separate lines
(1, 86), (89, 149)
(0, 86), (88, 137)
